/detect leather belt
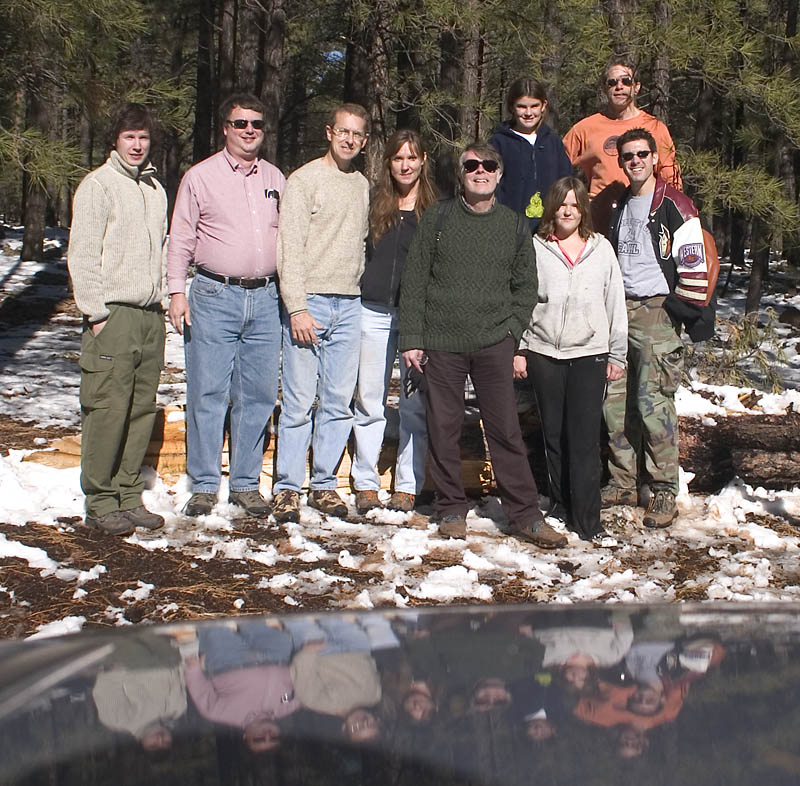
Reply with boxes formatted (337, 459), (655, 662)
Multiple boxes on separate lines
(196, 266), (275, 289)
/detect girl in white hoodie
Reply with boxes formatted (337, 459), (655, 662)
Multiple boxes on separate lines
(514, 177), (627, 541)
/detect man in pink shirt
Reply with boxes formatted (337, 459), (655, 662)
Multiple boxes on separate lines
(167, 93), (285, 518)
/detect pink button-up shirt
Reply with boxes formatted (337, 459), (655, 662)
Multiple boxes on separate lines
(166, 148), (285, 293)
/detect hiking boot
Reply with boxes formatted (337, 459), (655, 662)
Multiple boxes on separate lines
(438, 514), (467, 539)
(509, 518), (567, 549)
(643, 489), (678, 529)
(272, 490), (300, 523)
(183, 492), (217, 517)
(600, 485), (638, 508)
(122, 505), (165, 530)
(85, 510), (135, 536)
(355, 490), (383, 514)
(308, 489), (348, 518)
(229, 490), (271, 518)
(388, 492), (415, 512)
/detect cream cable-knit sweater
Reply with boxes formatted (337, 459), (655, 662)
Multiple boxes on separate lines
(276, 157), (369, 315)
(68, 150), (168, 323)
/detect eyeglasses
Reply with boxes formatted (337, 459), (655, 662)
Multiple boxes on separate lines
(620, 150), (652, 162)
(227, 118), (265, 130)
(330, 127), (367, 141)
(606, 76), (634, 87)
(462, 158), (500, 173)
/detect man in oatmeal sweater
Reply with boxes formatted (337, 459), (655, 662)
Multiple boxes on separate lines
(272, 103), (370, 523)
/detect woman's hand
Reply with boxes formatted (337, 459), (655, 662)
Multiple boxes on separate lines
(513, 354), (528, 379)
(606, 362), (624, 381)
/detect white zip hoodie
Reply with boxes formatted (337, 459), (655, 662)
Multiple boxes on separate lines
(519, 233), (627, 368)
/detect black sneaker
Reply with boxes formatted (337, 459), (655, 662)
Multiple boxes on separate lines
(85, 511), (135, 536)
(122, 505), (165, 530)
(229, 490), (271, 518)
(183, 492), (217, 517)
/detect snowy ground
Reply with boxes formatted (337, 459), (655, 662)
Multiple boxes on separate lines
(3, 227), (800, 639)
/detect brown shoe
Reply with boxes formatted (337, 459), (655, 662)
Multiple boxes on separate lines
(388, 491), (415, 512)
(510, 518), (567, 549)
(272, 490), (300, 523)
(122, 505), (165, 531)
(643, 489), (678, 529)
(308, 489), (348, 518)
(85, 511), (135, 536)
(438, 514), (467, 539)
(600, 485), (638, 508)
(355, 490), (383, 514)
(229, 490), (271, 518)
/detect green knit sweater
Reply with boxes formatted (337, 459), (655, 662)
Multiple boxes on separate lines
(398, 198), (537, 353)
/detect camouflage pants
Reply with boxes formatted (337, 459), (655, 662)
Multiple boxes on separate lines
(603, 296), (684, 495)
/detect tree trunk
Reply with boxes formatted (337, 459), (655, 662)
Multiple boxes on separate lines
(745, 217), (770, 315)
(236, 0), (262, 94)
(259, 0), (286, 163)
(459, 24), (481, 141)
(650, 0), (671, 124)
(395, 30), (422, 130)
(436, 28), (460, 197)
(218, 0), (237, 133)
(601, 0), (628, 56)
(193, 0), (215, 163)
(21, 81), (48, 262)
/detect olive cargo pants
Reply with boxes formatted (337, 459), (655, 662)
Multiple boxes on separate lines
(79, 304), (165, 518)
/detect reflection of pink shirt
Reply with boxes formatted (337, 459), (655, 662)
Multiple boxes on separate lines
(166, 149), (285, 293)
(185, 661), (299, 727)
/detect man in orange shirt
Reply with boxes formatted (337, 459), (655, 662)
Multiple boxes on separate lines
(563, 60), (681, 232)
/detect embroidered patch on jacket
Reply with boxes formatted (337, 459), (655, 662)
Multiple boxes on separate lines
(659, 225), (671, 258)
(679, 243), (705, 268)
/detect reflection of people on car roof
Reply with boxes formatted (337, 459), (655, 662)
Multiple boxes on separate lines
(92, 634), (186, 752)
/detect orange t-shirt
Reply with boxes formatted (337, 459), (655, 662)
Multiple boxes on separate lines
(563, 111), (682, 233)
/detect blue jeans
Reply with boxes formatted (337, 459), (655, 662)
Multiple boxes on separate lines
(351, 303), (427, 494)
(275, 295), (360, 492)
(199, 623), (294, 674)
(185, 276), (281, 493)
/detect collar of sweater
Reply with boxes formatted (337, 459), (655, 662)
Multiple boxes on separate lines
(108, 150), (157, 182)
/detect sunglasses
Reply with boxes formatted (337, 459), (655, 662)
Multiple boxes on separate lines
(606, 76), (634, 87)
(620, 150), (652, 162)
(462, 158), (499, 173)
(227, 118), (265, 130)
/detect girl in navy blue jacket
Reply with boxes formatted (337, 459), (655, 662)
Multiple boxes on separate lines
(489, 77), (573, 233)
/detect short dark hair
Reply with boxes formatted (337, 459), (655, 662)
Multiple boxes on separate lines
(327, 102), (371, 135)
(603, 58), (640, 85)
(538, 176), (594, 240)
(616, 127), (657, 156)
(505, 77), (549, 116)
(106, 103), (159, 150)
(457, 141), (503, 185)
(219, 92), (265, 126)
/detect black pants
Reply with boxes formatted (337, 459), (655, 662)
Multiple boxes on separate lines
(528, 352), (607, 539)
(425, 337), (542, 526)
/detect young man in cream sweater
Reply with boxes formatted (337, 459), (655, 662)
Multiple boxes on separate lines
(272, 103), (370, 523)
(68, 104), (168, 535)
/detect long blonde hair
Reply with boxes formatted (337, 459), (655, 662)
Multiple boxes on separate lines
(370, 129), (437, 244)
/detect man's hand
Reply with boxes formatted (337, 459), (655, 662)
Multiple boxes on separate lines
(91, 319), (107, 336)
(402, 349), (425, 372)
(290, 311), (323, 345)
(607, 362), (624, 381)
(513, 354), (528, 379)
(168, 293), (191, 334)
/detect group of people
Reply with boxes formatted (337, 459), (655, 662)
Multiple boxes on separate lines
(82, 608), (723, 762)
(66, 58), (715, 547)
